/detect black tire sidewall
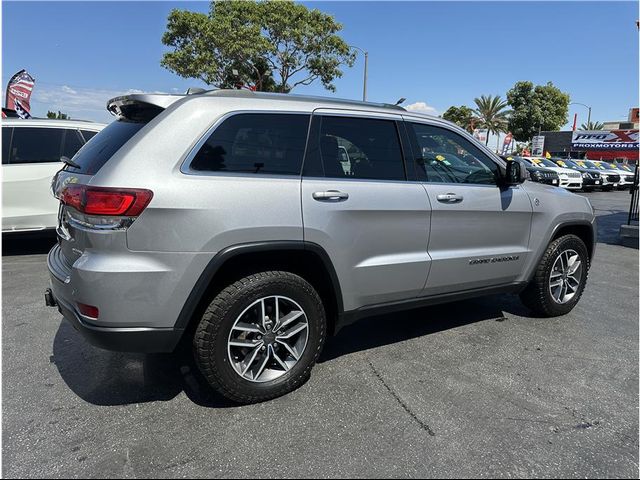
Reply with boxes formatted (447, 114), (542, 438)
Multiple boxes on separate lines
(195, 272), (326, 402)
(539, 235), (589, 315)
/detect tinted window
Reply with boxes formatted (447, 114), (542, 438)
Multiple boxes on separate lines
(408, 123), (499, 185)
(67, 120), (145, 175)
(80, 130), (98, 142)
(9, 127), (64, 164)
(190, 114), (310, 175)
(317, 116), (405, 181)
(62, 129), (85, 159)
(2, 127), (11, 165)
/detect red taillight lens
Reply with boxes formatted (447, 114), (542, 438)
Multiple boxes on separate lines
(78, 303), (99, 319)
(61, 185), (153, 216)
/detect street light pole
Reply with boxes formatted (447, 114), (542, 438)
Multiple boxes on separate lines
(570, 102), (592, 128)
(349, 45), (368, 102)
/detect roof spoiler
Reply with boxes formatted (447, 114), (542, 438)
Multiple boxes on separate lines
(106, 93), (185, 121)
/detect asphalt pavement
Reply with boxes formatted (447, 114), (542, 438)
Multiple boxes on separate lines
(2, 190), (638, 478)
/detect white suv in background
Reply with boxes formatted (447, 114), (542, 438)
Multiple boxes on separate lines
(2, 118), (105, 232)
(519, 157), (583, 190)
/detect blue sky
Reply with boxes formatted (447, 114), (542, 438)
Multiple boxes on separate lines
(2, 1), (638, 135)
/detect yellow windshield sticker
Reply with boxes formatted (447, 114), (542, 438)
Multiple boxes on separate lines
(576, 161), (586, 167)
(436, 155), (445, 161)
(557, 160), (567, 167)
(506, 157), (513, 161)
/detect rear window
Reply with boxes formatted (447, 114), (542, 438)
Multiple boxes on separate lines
(189, 113), (310, 175)
(66, 120), (145, 175)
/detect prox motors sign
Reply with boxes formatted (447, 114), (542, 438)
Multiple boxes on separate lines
(572, 130), (639, 150)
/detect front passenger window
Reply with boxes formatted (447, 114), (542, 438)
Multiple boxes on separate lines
(408, 123), (499, 185)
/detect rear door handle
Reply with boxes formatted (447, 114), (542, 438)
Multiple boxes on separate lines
(436, 193), (463, 203)
(312, 190), (349, 201)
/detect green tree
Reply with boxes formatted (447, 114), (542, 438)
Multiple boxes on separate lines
(442, 105), (476, 132)
(46, 110), (69, 119)
(580, 121), (604, 130)
(506, 81), (570, 142)
(161, 1), (355, 93)
(473, 94), (510, 146)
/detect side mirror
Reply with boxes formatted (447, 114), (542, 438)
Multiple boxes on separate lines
(504, 160), (527, 185)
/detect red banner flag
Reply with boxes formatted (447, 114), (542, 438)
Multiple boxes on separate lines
(5, 69), (35, 118)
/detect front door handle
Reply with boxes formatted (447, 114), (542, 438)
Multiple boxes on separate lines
(436, 193), (463, 203)
(312, 190), (349, 202)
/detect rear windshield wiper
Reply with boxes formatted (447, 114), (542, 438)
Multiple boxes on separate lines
(60, 156), (81, 169)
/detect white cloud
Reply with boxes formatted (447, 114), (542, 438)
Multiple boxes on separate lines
(30, 85), (169, 123)
(404, 101), (439, 116)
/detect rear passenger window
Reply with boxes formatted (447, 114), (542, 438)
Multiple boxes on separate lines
(190, 114), (310, 175)
(62, 129), (85, 159)
(2, 127), (12, 164)
(9, 127), (64, 164)
(317, 116), (405, 181)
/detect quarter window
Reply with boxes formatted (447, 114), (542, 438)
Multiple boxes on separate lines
(190, 113), (310, 175)
(316, 116), (405, 181)
(80, 130), (98, 142)
(62, 129), (85, 159)
(8, 127), (65, 164)
(408, 123), (499, 185)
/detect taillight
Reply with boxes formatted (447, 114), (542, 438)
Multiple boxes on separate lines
(78, 302), (99, 319)
(61, 185), (153, 216)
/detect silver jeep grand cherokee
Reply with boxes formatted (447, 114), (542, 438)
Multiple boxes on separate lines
(46, 90), (596, 403)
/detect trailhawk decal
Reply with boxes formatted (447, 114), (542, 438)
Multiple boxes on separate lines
(469, 255), (520, 265)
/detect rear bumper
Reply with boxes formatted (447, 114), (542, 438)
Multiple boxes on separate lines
(49, 289), (183, 352)
(46, 244), (185, 353)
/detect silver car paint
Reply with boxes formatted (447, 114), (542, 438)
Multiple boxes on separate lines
(48, 90), (595, 334)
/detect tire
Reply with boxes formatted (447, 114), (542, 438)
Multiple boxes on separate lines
(193, 271), (326, 404)
(520, 234), (590, 317)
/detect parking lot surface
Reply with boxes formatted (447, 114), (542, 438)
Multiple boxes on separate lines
(2, 190), (638, 478)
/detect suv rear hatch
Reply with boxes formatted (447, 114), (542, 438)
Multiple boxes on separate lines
(52, 94), (183, 268)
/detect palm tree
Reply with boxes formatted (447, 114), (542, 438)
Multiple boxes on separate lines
(580, 121), (604, 130)
(473, 94), (511, 146)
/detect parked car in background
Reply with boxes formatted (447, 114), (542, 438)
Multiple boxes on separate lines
(2, 118), (105, 232)
(519, 157), (583, 190)
(584, 160), (632, 189)
(601, 162), (636, 188)
(573, 160), (618, 190)
(501, 156), (559, 186)
(549, 158), (602, 191)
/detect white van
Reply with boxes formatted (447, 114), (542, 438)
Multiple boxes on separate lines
(2, 118), (105, 232)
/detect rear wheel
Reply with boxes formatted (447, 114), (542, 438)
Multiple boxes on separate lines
(194, 271), (326, 404)
(520, 234), (589, 317)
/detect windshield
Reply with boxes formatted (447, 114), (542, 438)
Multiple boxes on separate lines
(527, 157), (556, 168)
(553, 159), (580, 169)
(589, 161), (616, 171)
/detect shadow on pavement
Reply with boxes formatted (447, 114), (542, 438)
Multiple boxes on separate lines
(594, 211), (629, 246)
(52, 321), (236, 409)
(2, 231), (57, 256)
(320, 293), (529, 362)
(53, 293), (530, 408)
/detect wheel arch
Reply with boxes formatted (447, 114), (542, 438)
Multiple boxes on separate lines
(175, 241), (343, 338)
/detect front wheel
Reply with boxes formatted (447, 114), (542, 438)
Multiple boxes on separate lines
(520, 234), (590, 317)
(193, 271), (326, 404)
